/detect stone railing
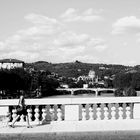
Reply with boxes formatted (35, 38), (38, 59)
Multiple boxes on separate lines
(0, 97), (140, 125)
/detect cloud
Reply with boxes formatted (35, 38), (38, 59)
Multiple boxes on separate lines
(53, 31), (107, 51)
(112, 16), (140, 34)
(53, 32), (89, 47)
(73, 54), (109, 64)
(25, 13), (60, 26)
(60, 8), (103, 22)
(0, 13), (107, 62)
(0, 51), (39, 62)
(74, 55), (100, 63)
(94, 45), (108, 52)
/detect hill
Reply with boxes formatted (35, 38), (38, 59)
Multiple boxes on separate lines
(25, 61), (134, 78)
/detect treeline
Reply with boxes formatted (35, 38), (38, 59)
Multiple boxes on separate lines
(0, 68), (60, 98)
(63, 71), (140, 96)
(113, 72), (140, 96)
(26, 61), (130, 78)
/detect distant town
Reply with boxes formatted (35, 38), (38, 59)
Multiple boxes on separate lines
(0, 58), (140, 99)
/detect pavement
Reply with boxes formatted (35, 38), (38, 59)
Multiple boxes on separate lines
(0, 119), (140, 134)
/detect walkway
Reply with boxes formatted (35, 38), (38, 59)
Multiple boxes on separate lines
(1, 120), (140, 134)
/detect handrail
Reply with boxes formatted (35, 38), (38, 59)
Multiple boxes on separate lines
(0, 96), (140, 106)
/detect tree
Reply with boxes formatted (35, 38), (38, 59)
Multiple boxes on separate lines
(131, 72), (140, 90)
(0, 68), (32, 98)
(124, 87), (137, 96)
(114, 88), (124, 97)
(38, 72), (60, 97)
(104, 79), (113, 88)
(76, 80), (86, 88)
(113, 73), (132, 88)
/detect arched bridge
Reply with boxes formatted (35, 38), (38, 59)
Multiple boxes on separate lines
(56, 88), (116, 96)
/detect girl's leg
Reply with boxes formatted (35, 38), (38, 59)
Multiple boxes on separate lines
(10, 115), (20, 127)
(26, 115), (32, 128)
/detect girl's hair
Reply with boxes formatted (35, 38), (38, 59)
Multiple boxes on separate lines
(19, 95), (25, 105)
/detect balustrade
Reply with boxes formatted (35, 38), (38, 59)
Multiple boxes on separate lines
(0, 97), (139, 126)
(80, 103), (133, 121)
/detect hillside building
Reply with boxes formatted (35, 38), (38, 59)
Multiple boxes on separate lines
(77, 70), (97, 84)
(0, 59), (24, 69)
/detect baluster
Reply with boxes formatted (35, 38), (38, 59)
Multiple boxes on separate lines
(111, 106), (116, 120)
(93, 104), (97, 120)
(115, 103), (119, 119)
(6, 111), (11, 124)
(104, 107), (109, 120)
(126, 106), (131, 119)
(27, 108), (33, 122)
(42, 106), (47, 123)
(1, 110), (10, 127)
(34, 106), (40, 124)
(88, 106), (93, 120)
(108, 103), (112, 119)
(20, 114), (25, 122)
(96, 107), (101, 120)
(118, 106), (123, 119)
(50, 106), (55, 122)
(57, 108), (62, 121)
(12, 108), (17, 121)
(129, 103), (133, 119)
(101, 104), (105, 120)
(123, 103), (126, 119)
(82, 106), (86, 121)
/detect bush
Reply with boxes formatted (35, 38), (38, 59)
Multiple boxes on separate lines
(124, 87), (137, 96)
(114, 87), (137, 97)
(114, 88), (124, 97)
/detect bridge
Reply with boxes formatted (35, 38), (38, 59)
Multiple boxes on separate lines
(57, 88), (116, 96)
(1, 96), (140, 134)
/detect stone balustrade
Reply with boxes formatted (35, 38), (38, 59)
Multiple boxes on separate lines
(0, 97), (140, 125)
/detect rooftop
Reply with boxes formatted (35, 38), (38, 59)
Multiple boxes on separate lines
(0, 59), (24, 63)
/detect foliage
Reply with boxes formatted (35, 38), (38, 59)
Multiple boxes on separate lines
(114, 88), (124, 97)
(25, 61), (128, 78)
(0, 68), (31, 91)
(38, 72), (60, 97)
(114, 87), (137, 97)
(113, 73), (132, 88)
(104, 79), (113, 88)
(0, 68), (60, 98)
(131, 72), (140, 90)
(113, 72), (140, 90)
(123, 87), (137, 96)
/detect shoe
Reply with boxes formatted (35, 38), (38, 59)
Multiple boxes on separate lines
(27, 125), (32, 128)
(9, 125), (14, 128)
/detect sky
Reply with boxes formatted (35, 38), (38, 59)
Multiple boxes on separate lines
(0, 0), (140, 66)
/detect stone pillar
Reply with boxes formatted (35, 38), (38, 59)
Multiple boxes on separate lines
(71, 90), (74, 95)
(133, 103), (140, 119)
(95, 90), (98, 96)
(65, 105), (79, 121)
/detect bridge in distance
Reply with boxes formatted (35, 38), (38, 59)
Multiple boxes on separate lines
(56, 88), (116, 96)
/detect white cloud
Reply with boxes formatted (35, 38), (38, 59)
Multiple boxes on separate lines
(53, 32), (89, 47)
(60, 8), (103, 22)
(25, 13), (60, 26)
(0, 12), (107, 62)
(53, 31), (107, 52)
(94, 45), (108, 52)
(112, 16), (140, 34)
(74, 55), (100, 63)
(123, 42), (127, 46)
(0, 51), (39, 62)
(73, 54), (109, 64)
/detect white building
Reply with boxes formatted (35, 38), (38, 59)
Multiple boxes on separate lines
(77, 70), (97, 84)
(0, 59), (24, 69)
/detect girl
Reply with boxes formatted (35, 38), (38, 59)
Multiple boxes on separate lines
(9, 92), (32, 128)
